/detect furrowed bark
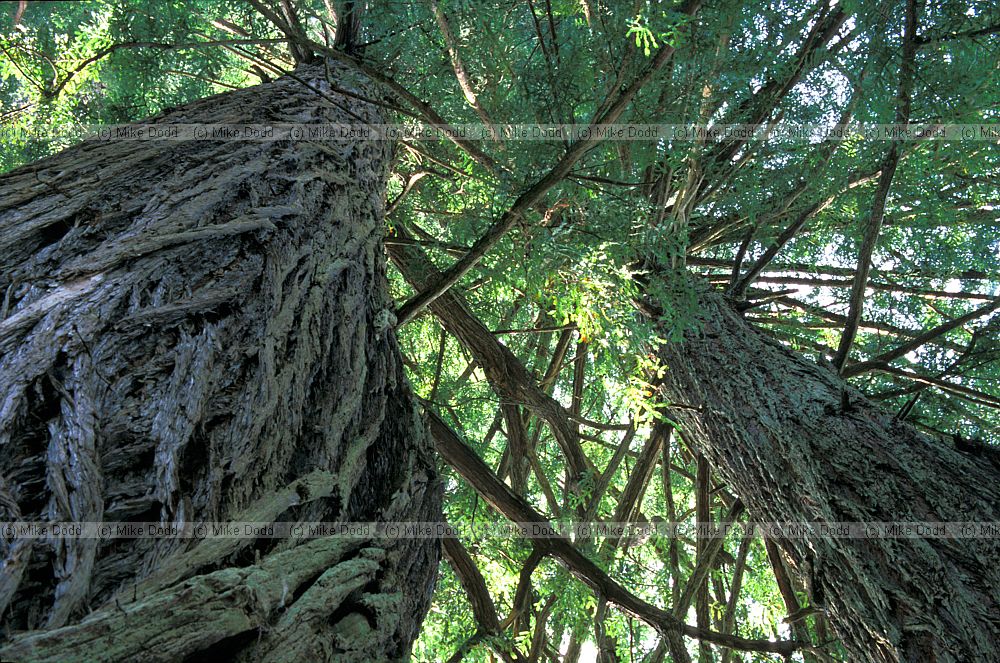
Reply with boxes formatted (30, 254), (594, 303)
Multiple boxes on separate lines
(0, 62), (441, 661)
(657, 286), (1000, 662)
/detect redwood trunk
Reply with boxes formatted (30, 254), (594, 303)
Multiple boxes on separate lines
(0, 63), (441, 661)
(658, 288), (1000, 662)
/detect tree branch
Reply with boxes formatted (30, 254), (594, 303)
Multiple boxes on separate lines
(730, 169), (879, 296)
(388, 224), (591, 481)
(843, 298), (1000, 377)
(916, 22), (1000, 46)
(428, 0), (500, 139)
(393, 0), (703, 326)
(427, 409), (805, 657)
(833, 0), (919, 372)
(442, 537), (516, 655)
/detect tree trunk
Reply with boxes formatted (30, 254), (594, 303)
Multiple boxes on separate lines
(0, 62), (441, 661)
(657, 287), (1000, 663)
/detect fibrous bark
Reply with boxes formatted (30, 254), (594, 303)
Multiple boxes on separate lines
(657, 287), (1000, 662)
(0, 62), (441, 661)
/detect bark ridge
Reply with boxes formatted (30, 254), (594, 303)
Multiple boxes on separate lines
(658, 288), (1000, 663)
(0, 62), (441, 661)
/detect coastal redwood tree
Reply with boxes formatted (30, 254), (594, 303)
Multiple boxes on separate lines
(1, 1), (999, 662)
(0, 62), (441, 661)
(657, 288), (1000, 662)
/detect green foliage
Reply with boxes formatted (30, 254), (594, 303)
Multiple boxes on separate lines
(4, 0), (999, 659)
(627, 15), (659, 57)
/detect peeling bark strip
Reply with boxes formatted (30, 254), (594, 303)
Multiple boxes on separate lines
(658, 288), (1000, 663)
(0, 62), (441, 661)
